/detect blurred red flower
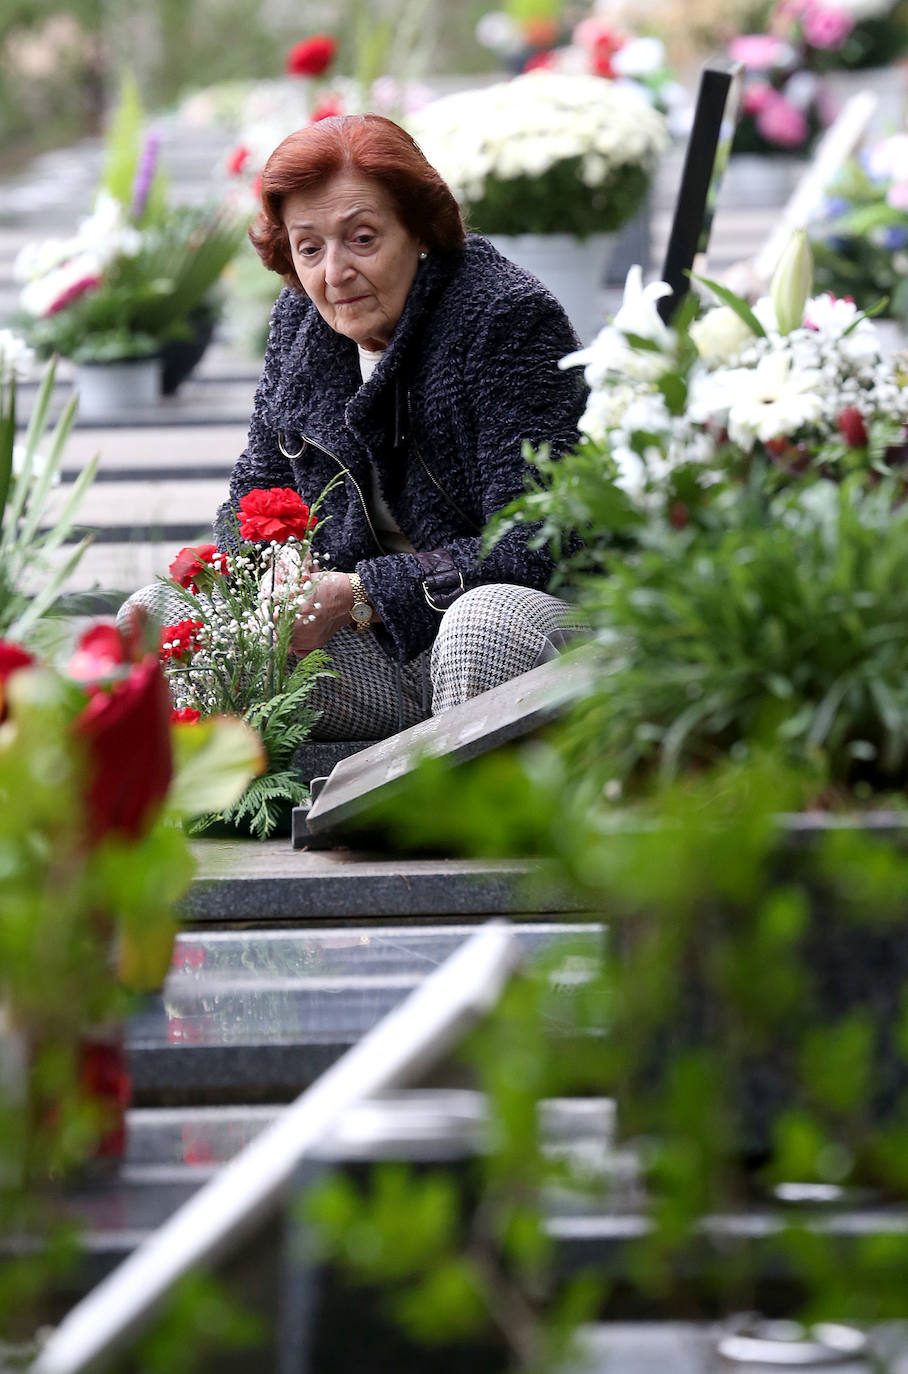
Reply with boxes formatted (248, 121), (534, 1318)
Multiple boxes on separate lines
(227, 145), (250, 176)
(285, 34), (337, 76)
(75, 656), (173, 844)
(171, 706), (202, 724)
(238, 487), (317, 543)
(311, 96), (345, 122)
(0, 640), (34, 721)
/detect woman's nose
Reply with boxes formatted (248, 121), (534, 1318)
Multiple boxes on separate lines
(324, 240), (355, 285)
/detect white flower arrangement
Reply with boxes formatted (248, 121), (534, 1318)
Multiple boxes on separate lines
(559, 232), (908, 507)
(407, 71), (668, 238)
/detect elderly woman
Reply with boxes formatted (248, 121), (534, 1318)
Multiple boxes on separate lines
(133, 113), (587, 740)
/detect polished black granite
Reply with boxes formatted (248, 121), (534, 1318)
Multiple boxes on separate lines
(127, 923), (602, 1104)
(181, 841), (585, 924)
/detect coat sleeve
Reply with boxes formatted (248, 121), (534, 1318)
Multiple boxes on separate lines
(213, 294), (297, 551)
(356, 287), (587, 663)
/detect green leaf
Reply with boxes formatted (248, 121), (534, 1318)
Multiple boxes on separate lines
(0, 377), (14, 530)
(691, 272), (767, 338)
(100, 69), (144, 208)
(168, 716), (265, 817)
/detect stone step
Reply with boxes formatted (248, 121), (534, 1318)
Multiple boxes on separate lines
(129, 918), (597, 1105)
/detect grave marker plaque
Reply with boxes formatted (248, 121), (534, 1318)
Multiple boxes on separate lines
(297, 649), (596, 844)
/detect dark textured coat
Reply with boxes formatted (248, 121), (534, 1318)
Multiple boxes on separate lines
(215, 233), (587, 663)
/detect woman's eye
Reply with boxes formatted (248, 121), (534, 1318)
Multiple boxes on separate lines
(297, 243), (320, 259)
(352, 233), (375, 247)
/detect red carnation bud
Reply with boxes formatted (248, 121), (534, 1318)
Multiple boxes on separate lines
(227, 145), (250, 176)
(669, 501), (689, 530)
(837, 407), (868, 448)
(171, 707), (202, 724)
(168, 543), (228, 590)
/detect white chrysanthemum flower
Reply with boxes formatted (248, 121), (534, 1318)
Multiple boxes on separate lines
(690, 306), (756, 366)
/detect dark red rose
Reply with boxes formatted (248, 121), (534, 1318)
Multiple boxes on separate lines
(78, 1032), (131, 1160)
(837, 407), (868, 448)
(237, 487), (318, 543)
(311, 96), (345, 122)
(159, 618), (205, 663)
(74, 656), (173, 845)
(171, 707), (202, 724)
(168, 543), (229, 590)
(0, 641), (34, 721)
(285, 34), (337, 76)
(227, 144), (250, 176)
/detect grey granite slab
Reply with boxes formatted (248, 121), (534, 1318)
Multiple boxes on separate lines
(303, 649), (596, 839)
(182, 840), (586, 922)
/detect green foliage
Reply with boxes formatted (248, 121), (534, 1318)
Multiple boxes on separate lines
(0, 361), (97, 641)
(811, 155), (908, 320)
(561, 477), (908, 792)
(466, 157), (651, 239)
(109, 1271), (265, 1374)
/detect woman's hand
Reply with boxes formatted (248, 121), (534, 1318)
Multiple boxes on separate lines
(290, 571), (357, 654)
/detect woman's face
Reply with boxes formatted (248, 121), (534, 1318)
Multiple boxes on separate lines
(282, 171), (424, 351)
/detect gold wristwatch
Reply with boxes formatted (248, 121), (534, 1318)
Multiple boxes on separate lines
(348, 572), (374, 630)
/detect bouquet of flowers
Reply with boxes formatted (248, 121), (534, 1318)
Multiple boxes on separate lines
(476, 6), (687, 125)
(728, 33), (834, 157)
(810, 131), (908, 318)
(407, 71), (668, 238)
(494, 231), (908, 558)
(770, 0), (908, 70)
(13, 74), (244, 365)
(155, 483), (341, 839)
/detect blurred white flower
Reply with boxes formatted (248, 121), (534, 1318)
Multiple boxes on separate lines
(612, 36), (666, 77)
(475, 10), (524, 54)
(690, 306), (755, 365)
(694, 353), (825, 449)
(0, 330), (35, 383)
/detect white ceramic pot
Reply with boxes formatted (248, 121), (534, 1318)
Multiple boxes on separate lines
(75, 356), (162, 420)
(487, 232), (618, 343)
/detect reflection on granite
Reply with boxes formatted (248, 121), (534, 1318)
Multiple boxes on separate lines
(125, 924), (602, 1103)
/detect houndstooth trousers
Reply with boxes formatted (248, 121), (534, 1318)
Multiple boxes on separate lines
(120, 581), (586, 741)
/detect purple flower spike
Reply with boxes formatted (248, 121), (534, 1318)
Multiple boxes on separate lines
(130, 128), (161, 222)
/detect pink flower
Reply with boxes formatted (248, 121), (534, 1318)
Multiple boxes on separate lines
(45, 274), (101, 316)
(311, 95), (345, 122)
(523, 49), (558, 71)
(887, 181), (908, 211)
(756, 91), (809, 148)
(743, 80), (774, 114)
(729, 33), (795, 69)
(227, 145), (250, 176)
(802, 4), (854, 47)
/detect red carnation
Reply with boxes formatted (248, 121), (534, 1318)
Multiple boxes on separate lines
(171, 707), (202, 724)
(311, 95), (345, 122)
(285, 34), (337, 77)
(837, 407), (868, 448)
(169, 543), (229, 590)
(74, 656), (173, 845)
(0, 640), (34, 721)
(159, 618), (205, 663)
(227, 145), (250, 176)
(237, 487), (318, 543)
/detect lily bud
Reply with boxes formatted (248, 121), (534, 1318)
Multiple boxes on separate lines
(771, 229), (813, 335)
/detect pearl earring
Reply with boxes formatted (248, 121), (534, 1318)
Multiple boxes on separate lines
(419, 250), (428, 260)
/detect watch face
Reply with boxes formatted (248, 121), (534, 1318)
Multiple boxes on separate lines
(351, 602), (373, 625)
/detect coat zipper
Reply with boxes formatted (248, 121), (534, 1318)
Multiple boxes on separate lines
(300, 431), (386, 555)
(405, 393), (482, 535)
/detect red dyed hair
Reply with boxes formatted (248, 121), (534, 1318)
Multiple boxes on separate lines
(249, 114), (465, 291)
